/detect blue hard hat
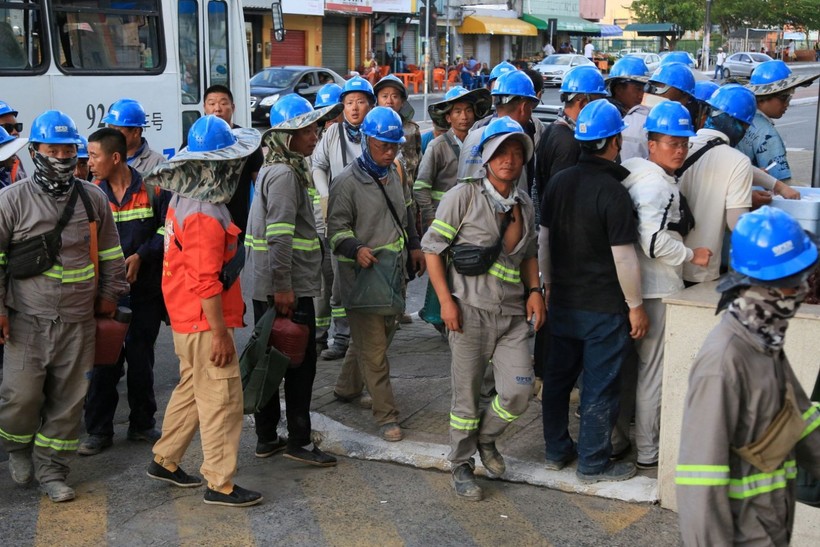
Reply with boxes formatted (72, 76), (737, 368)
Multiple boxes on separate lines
(749, 60), (792, 85)
(0, 100), (18, 118)
(340, 76), (376, 103)
(645, 101), (696, 137)
(660, 51), (695, 67)
(269, 94), (313, 127)
(315, 83), (343, 108)
(731, 206), (818, 282)
(102, 98), (149, 127)
(492, 70), (539, 101)
(444, 86), (469, 100)
(186, 115), (237, 152)
(29, 110), (83, 145)
(0, 126), (14, 146)
(361, 106), (405, 144)
(609, 56), (649, 79)
(575, 100), (627, 141)
(374, 74), (408, 100)
(479, 116), (534, 163)
(693, 80), (720, 103)
(561, 66), (608, 95)
(489, 61), (516, 81)
(707, 83), (757, 125)
(648, 62), (696, 96)
(76, 136), (89, 158)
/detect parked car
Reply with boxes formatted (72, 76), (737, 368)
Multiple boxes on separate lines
(722, 52), (773, 78)
(533, 54), (596, 87)
(659, 50), (697, 67)
(250, 66), (346, 124)
(618, 48), (644, 58)
(624, 52), (662, 73)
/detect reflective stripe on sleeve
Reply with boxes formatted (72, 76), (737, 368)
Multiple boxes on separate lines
(244, 236), (267, 252)
(801, 402), (820, 440)
(413, 180), (432, 191)
(675, 464), (731, 486)
(43, 264), (95, 283)
(112, 207), (153, 222)
(727, 460), (797, 500)
(430, 219), (457, 241)
(431, 190), (446, 201)
(0, 252), (6, 266)
(98, 246), (124, 262)
(488, 262), (521, 284)
(329, 230), (356, 250)
(292, 237), (322, 252)
(266, 222), (295, 237)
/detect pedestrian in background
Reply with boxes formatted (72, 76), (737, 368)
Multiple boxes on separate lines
(714, 48), (727, 80)
(0, 100), (27, 183)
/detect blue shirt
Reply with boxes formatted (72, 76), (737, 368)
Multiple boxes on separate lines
(736, 110), (791, 181)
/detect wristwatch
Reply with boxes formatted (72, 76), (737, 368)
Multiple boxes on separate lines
(528, 286), (544, 296)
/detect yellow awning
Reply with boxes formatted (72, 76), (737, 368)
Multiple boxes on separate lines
(458, 15), (538, 37)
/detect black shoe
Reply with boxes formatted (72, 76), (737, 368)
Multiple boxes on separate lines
(478, 442), (506, 476)
(610, 443), (632, 461)
(636, 460), (659, 470)
(451, 461), (482, 501)
(78, 435), (114, 456)
(544, 450), (577, 471)
(204, 484), (263, 507)
(283, 446), (337, 467)
(127, 427), (162, 443)
(146, 461), (203, 488)
(255, 437), (287, 458)
(576, 462), (637, 485)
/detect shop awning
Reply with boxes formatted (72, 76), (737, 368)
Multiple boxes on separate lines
(598, 24), (623, 37)
(520, 14), (604, 35)
(520, 14), (548, 31)
(458, 15), (538, 37)
(624, 23), (684, 38)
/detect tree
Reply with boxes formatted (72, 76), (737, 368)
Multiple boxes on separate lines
(630, 0), (705, 49)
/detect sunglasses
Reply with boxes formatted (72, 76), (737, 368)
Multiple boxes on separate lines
(2, 122), (23, 133)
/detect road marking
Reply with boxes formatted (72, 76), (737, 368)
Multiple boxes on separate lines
(569, 493), (651, 535)
(35, 480), (107, 546)
(174, 489), (256, 546)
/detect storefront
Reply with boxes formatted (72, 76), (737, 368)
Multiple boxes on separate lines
(520, 13), (600, 56)
(456, 14), (538, 67)
(372, 0), (418, 71)
(242, 0), (323, 72)
(323, 0), (373, 76)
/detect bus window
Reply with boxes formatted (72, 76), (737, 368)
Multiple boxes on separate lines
(50, 0), (163, 73)
(178, 0), (199, 104)
(207, 1), (228, 88)
(0, 0), (47, 72)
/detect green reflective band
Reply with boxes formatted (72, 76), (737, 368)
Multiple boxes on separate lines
(449, 413), (479, 431)
(373, 236), (405, 254)
(112, 207), (153, 222)
(0, 252), (7, 266)
(266, 222), (295, 237)
(43, 264), (95, 283)
(307, 188), (318, 198)
(801, 403), (820, 440)
(727, 460), (797, 500)
(34, 432), (79, 452)
(405, 199), (413, 208)
(413, 180), (432, 191)
(293, 237), (321, 252)
(491, 395), (518, 422)
(675, 464), (731, 486)
(338, 256), (354, 263)
(331, 307), (347, 318)
(156, 227), (165, 236)
(431, 219), (457, 241)
(431, 191), (446, 201)
(0, 426), (34, 445)
(315, 316), (331, 327)
(99, 245), (124, 262)
(244, 236), (267, 252)
(488, 262), (521, 284)
(330, 230), (356, 250)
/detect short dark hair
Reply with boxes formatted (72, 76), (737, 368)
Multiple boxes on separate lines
(579, 134), (619, 155)
(204, 84), (234, 103)
(523, 68), (544, 95)
(89, 127), (127, 158)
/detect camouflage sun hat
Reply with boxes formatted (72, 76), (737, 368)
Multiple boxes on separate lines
(428, 87), (492, 129)
(144, 158), (248, 204)
(747, 73), (820, 97)
(169, 127), (261, 163)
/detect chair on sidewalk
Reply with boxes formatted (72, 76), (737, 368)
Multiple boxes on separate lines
(433, 67), (445, 91)
(409, 70), (425, 93)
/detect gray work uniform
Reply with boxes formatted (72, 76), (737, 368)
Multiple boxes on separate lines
(414, 129), (463, 228)
(128, 138), (166, 175)
(421, 180), (537, 465)
(246, 163), (321, 300)
(328, 161), (411, 425)
(0, 179), (128, 484)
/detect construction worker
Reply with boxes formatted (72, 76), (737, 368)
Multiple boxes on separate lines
(144, 115), (263, 507)
(619, 102), (712, 469)
(487, 61), (516, 90)
(690, 80), (720, 130)
(422, 117), (545, 501)
(606, 56), (649, 117)
(328, 107), (424, 442)
(0, 125), (27, 188)
(539, 101), (647, 483)
(74, 136), (91, 181)
(103, 98), (166, 175)
(78, 127), (170, 456)
(676, 206), (820, 545)
(245, 95), (342, 465)
(0, 110), (128, 502)
(0, 100), (27, 182)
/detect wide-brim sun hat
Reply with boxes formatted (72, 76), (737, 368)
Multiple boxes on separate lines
(0, 127), (28, 162)
(428, 87), (492, 129)
(480, 131), (533, 165)
(170, 127), (261, 163)
(262, 103), (343, 141)
(747, 74), (820, 97)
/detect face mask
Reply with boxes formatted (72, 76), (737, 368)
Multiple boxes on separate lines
(31, 148), (77, 197)
(705, 113), (747, 147)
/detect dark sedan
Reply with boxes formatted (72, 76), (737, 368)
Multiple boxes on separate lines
(250, 66), (346, 124)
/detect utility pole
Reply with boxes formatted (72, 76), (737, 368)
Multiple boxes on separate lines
(423, 0), (431, 121)
(702, 0), (712, 72)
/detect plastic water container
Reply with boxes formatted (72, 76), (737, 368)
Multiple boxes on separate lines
(95, 306), (132, 366)
(269, 311), (309, 367)
(770, 187), (820, 235)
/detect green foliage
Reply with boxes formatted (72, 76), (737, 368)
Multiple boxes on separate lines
(631, 0), (705, 33)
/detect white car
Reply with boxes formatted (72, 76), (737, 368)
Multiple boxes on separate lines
(624, 52), (662, 73)
(534, 54), (595, 87)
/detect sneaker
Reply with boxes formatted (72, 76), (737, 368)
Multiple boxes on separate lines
(77, 435), (114, 456)
(576, 462), (637, 485)
(255, 437), (287, 458)
(146, 460), (203, 488)
(451, 462), (483, 501)
(320, 346), (347, 360)
(127, 427), (162, 443)
(379, 422), (403, 442)
(544, 451), (577, 471)
(636, 460), (659, 470)
(333, 391), (373, 409)
(41, 480), (75, 503)
(283, 446), (337, 467)
(204, 484), (263, 507)
(478, 442), (506, 476)
(8, 451), (33, 485)
(610, 442), (632, 461)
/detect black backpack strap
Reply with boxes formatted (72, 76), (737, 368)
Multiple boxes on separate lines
(675, 138), (725, 177)
(442, 132), (462, 162)
(54, 183), (81, 236)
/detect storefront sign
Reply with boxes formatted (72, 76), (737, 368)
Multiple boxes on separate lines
(371, 0), (413, 13)
(325, 0), (373, 13)
(283, 0), (323, 15)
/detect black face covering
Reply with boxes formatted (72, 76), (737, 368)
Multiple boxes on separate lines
(705, 112), (747, 147)
(30, 146), (77, 198)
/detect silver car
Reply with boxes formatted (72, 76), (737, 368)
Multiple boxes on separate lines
(533, 54), (595, 87)
(722, 52), (773, 78)
(624, 52), (661, 73)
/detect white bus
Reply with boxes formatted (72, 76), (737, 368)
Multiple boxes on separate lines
(0, 0), (251, 162)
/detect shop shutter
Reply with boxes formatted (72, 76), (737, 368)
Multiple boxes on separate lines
(399, 26), (417, 67)
(323, 18), (349, 75)
(269, 29), (305, 66)
(462, 36), (475, 60)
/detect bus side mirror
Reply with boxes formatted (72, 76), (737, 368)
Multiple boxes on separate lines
(271, 1), (285, 42)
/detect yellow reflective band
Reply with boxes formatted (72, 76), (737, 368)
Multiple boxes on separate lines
(156, 227), (165, 236)
(0, 252), (6, 266)
(727, 460), (797, 500)
(413, 180), (432, 191)
(99, 246), (124, 262)
(266, 222), (295, 237)
(491, 395), (518, 422)
(315, 316), (331, 327)
(405, 199), (413, 208)
(34, 432), (79, 452)
(431, 219), (457, 241)
(331, 307), (347, 318)
(675, 464), (731, 486)
(449, 413), (479, 431)
(801, 403), (820, 440)
(244, 236), (267, 252)
(292, 237), (321, 252)
(307, 188), (318, 198)
(111, 207), (153, 222)
(373, 236), (405, 254)
(431, 191), (446, 201)
(0, 426), (34, 444)
(488, 262), (521, 284)
(330, 230), (356, 250)
(43, 264), (96, 283)
(338, 256), (355, 263)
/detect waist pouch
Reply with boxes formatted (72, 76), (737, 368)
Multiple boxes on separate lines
(449, 242), (501, 276)
(5, 230), (61, 279)
(732, 383), (806, 473)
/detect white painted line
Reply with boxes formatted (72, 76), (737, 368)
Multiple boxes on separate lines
(787, 148), (806, 152)
(791, 97), (818, 106)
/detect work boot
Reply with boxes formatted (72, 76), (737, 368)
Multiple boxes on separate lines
(478, 442), (506, 476)
(320, 345), (347, 360)
(78, 435), (113, 456)
(127, 427), (162, 443)
(8, 451), (33, 485)
(379, 422), (403, 442)
(576, 462), (637, 485)
(451, 461), (483, 501)
(41, 480), (75, 503)
(204, 484), (263, 507)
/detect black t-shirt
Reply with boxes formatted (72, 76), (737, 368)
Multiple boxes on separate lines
(541, 154), (636, 314)
(535, 120), (580, 201)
